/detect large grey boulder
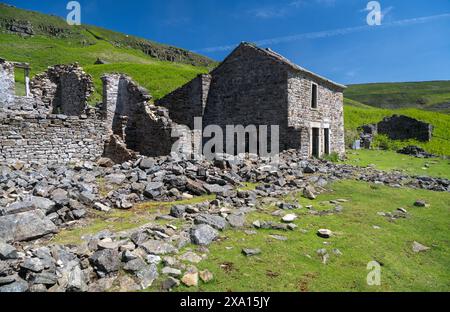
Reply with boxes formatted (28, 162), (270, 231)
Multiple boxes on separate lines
(1, 200), (36, 216)
(227, 214), (246, 228)
(0, 210), (57, 243)
(89, 249), (120, 276)
(0, 242), (18, 260)
(136, 264), (158, 289)
(51, 188), (69, 206)
(67, 265), (88, 292)
(105, 173), (127, 185)
(190, 224), (219, 246)
(0, 278), (29, 293)
(195, 214), (228, 231)
(143, 182), (164, 198)
(170, 205), (186, 218)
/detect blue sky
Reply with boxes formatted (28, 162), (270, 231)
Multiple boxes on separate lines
(3, 0), (450, 84)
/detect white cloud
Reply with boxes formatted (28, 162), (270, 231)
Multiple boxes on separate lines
(197, 13), (450, 53)
(249, 0), (338, 19)
(249, 7), (288, 19)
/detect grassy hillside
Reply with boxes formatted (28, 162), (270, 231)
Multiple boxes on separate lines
(345, 81), (450, 113)
(0, 3), (212, 101)
(0, 3), (214, 67)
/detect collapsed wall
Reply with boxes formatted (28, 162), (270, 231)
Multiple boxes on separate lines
(0, 59), (197, 165)
(0, 60), (105, 164)
(377, 115), (433, 142)
(102, 74), (193, 161)
(30, 63), (94, 115)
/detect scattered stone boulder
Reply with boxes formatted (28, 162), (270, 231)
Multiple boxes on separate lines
(412, 241), (430, 253)
(140, 240), (177, 255)
(0, 242), (18, 260)
(414, 200), (429, 208)
(199, 270), (213, 283)
(89, 249), (120, 276)
(397, 146), (435, 158)
(0, 210), (57, 243)
(282, 214), (297, 223)
(181, 272), (198, 287)
(179, 251), (202, 264)
(162, 277), (180, 290)
(226, 214), (245, 228)
(195, 214), (228, 231)
(303, 185), (316, 200)
(317, 229), (333, 239)
(242, 248), (261, 257)
(190, 224), (219, 246)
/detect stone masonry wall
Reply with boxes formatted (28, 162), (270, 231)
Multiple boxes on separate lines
(102, 74), (189, 158)
(157, 74), (211, 129)
(30, 64), (94, 115)
(287, 71), (345, 158)
(203, 44), (289, 154)
(0, 113), (106, 164)
(0, 60), (107, 165)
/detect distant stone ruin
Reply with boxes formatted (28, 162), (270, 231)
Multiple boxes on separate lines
(359, 115), (433, 147)
(377, 115), (433, 142)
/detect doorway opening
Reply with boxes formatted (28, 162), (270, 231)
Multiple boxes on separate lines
(324, 128), (330, 155)
(13, 62), (30, 97)
(312, 127), (320, 158)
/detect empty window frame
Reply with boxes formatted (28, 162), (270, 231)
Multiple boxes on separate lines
(311, 83), (318, 109)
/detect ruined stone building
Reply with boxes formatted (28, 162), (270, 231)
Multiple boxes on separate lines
(158, 42), (346, 158)
(0, 43), (346, 164)
(0, 58), (183, 164)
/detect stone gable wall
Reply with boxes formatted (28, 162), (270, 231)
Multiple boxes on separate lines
(102, 74), (189, 158)
(157, 74), (211, 129)
(203, 45), (289, 153)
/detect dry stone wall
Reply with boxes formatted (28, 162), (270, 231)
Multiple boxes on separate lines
(30, 64), (94, 115)
(0, 113), (106, 164)
(377, 115), (433, 142)
(0, 60), (106, 165)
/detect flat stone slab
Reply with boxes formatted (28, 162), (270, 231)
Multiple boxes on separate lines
(0, 210), (57, 243)
(140, 240), (178, 255)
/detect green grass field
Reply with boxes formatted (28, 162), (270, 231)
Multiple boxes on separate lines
(343, 149), (450, 179)
(171, 180), (450, 292)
